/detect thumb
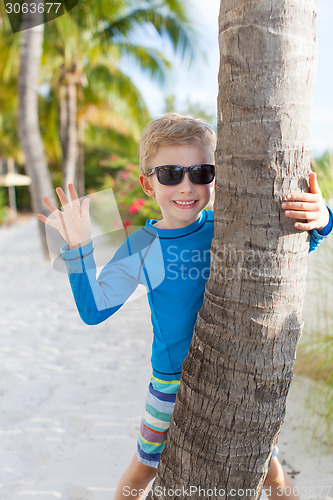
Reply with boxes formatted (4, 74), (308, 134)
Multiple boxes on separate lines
(81, 197), (91, 216)
(309, 172), (321, 195)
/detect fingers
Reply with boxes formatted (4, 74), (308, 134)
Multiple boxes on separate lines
(37, 213), (47, 223)
(43, 196), (59, 215)
(284, 210), (318, 220)
(284, 192), (320, 202)
(56, 184), (83, 211)
(293, 220), (318, 231)
(281, 201), (319, 212)
(37, 212), (58, 228)
(81, 197), (90, 216)
(286, 172), (322, 201)
(68, 183), (80, 208)
(309, 172), (322, 195)
(55, 187), (69, 208)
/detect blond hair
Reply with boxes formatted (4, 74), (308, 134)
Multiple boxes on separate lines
(139, 112), (216, 174)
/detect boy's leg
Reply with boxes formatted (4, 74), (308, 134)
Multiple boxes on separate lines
(264, 456), (300, 500)
(114, 374), (178, 499)
(114, 453), (156, 500)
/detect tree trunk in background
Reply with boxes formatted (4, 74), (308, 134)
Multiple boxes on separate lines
(59, 84), (68, 174)
(75, 116), (86, 198)
(59, 74), (78, 191)
(148, 1), (317, 499)
(6, 158), (18, 219)
(18, 1), (57, 258)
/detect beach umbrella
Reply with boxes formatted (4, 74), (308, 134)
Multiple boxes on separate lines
(0, 161), (31, 218)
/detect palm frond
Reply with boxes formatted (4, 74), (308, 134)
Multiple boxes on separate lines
(117, 42), (171, 84)
(52, 14), (81, 67)
(99, 5), (197, 64)
(83, 64), (151, 129)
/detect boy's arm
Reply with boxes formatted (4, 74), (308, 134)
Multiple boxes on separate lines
(281, 172), (333, 252)
(38, 183), (141, 325)
(61, 238), (142, 325)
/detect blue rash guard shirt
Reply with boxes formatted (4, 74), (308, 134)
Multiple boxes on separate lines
(61, 207), (333, 381)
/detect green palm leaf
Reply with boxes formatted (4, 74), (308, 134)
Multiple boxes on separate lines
(100, 5), (197, 63)
(116, 42), (171, 83)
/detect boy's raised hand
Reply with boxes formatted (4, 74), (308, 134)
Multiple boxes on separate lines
(37, 184), (91, 249)
(281, 172), (330, 232)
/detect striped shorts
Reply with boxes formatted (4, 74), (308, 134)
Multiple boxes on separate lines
(136, 374), (278, 469)
(137, 374), (180, 468)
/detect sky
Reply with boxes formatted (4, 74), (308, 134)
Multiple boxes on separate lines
(124, 0), (333, 158)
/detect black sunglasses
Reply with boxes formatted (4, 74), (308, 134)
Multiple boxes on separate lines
(147, 164), (215, 186)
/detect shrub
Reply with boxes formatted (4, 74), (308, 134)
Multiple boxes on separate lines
(91, 155), (161, 231)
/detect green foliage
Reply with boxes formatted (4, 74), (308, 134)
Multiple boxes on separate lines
(15, 185), (32, 213)
(289, 149), (333, 446)
(295, 241), (333, 446)
(100, 1), (197, 68)
(164, 94), (217, 130)
(0, 187), (9, 225)
(0, 0), (199, 200)
(87, 155), (161, 231)
(311, 151), (333, 202)
(0, 26), (22, 162)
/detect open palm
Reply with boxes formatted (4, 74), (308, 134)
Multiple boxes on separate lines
(37, 184), (91, 250)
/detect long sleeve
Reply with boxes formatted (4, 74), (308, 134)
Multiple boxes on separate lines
(309, 205), (333, 253)
(61, 227), (164, 326)
(61, 240), (142, 325)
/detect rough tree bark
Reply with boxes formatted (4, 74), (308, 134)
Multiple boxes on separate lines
(147, 0), (317, 499)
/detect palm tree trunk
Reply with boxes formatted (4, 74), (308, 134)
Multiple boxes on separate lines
(6, 157), (18, 219)
(18, 1), (57, 258)
(60, 78), (77, 191)
(75, 116), (86, 198)
(148, 1), (317, 498)
(59, 84), (68, 167)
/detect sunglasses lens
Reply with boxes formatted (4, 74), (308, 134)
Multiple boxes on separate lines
(190, 164), (215, 184)
(157, 166), (184, 185)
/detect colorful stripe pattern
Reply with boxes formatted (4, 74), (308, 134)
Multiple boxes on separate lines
(136, 374), (279, 469)
(137, 374), (180, 468)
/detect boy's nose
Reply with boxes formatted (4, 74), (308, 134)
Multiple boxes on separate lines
(178, 172), (194, 192)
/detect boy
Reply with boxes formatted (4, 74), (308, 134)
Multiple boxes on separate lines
(38, 113), (333, 500)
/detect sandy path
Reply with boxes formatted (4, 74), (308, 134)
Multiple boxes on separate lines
(0, 217), (332, 500)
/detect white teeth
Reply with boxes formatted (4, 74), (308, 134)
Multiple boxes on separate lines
(174, 200), (196, 205)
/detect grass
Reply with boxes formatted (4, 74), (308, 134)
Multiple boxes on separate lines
(293, 151), (333, 446)
(295, 204), (333, 446)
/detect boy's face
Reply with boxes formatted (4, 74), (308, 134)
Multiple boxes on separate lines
(139, 144), (214, 229)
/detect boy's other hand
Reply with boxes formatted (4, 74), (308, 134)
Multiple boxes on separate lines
(37, 184), (91, 249)
(281, 172), (330, 232)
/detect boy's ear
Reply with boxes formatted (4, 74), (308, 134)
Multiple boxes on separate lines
(140, 173), (155, 197)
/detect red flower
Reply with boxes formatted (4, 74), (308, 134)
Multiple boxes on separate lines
(123, 219), (131, 228)
(128, 198), (145, 214)
(129, 203), (139, 214)
(111, 155), (118, 161)
(121, 172), (128, 179)
(120, 191), (126, 198)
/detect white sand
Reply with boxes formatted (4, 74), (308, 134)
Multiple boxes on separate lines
(0, 217), (332, 500)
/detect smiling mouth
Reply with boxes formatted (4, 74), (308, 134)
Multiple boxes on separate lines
(173, 200), (197, 206)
